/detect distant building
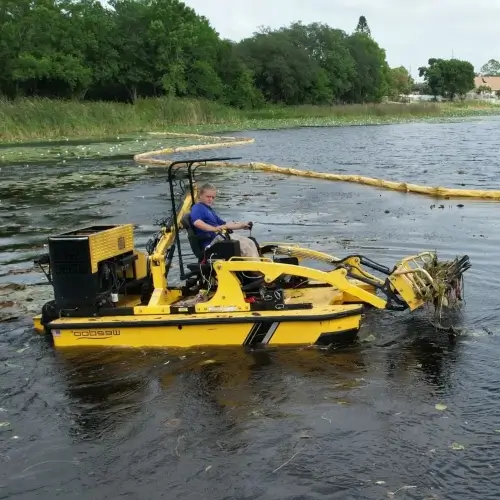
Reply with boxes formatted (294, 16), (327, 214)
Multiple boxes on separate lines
(406, 76), (500, 102)
(472, 75), (500, 99)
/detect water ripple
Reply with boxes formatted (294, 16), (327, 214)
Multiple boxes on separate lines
(1, 119), (500, 499)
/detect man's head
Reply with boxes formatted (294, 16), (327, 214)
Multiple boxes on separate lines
(198, 183), (217, 206)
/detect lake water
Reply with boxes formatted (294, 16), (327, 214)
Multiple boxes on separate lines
(1, 117), (500, 499)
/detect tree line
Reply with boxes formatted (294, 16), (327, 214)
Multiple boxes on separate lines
(0, 0), (487, 107)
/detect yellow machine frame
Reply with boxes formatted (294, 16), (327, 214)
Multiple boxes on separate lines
(32, 156), (468, 349)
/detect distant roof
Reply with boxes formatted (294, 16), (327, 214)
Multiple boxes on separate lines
(474, 75), (500, 91)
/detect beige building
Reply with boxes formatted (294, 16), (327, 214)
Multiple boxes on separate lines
(474, 75), (500, 94)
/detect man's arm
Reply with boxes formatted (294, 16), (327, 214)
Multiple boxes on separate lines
(224, 221), (250, 230)
(191, 205), (250, 231)
(192, 219), (249, 231)
(192, 219), (223, 232)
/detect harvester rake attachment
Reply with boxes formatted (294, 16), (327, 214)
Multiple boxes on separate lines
(264, 244), (471, 315)
(388, 252), (471, 312)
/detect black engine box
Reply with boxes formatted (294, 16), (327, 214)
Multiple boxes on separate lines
(47, 224), (135, 310)
(49, 236), (99, 309)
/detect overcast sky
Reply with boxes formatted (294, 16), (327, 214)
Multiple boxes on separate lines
(182, 0), (498, 78)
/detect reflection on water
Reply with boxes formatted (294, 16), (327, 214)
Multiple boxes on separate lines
(1, 118), (500, 499)
(3, 334), (496, 499)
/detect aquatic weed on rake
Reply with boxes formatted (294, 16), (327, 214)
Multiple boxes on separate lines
(387, 251), (471, 325)
(422, 254), (471, 318)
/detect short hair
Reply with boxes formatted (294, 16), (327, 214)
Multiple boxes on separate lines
(199, 183), (217, 194)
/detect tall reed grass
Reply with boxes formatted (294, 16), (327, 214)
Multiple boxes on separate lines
(0, 96), (498, 142)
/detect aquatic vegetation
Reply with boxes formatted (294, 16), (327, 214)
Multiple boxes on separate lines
(0, 132), (243, 205)
(0, 133), (219, 164)
(0, 165), (148, 203)
(0, 97), (499, 142)
(0, 97), (242, 142)
(421, 254), (471, 317)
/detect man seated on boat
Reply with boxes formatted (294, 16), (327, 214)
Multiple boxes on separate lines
(190, 183), (260, 258)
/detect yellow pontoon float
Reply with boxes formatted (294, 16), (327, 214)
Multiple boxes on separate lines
(32, 156), (470, 348)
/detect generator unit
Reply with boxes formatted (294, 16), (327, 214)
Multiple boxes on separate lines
(36, 224), (149, 315)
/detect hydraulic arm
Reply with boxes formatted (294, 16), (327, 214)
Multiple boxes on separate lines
(259, 245), (470, 312)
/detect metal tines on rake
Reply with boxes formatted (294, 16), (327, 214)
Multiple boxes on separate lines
(394, 252), (471, 300)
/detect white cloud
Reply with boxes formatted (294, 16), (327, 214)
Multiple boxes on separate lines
(183, 0), (499, 77)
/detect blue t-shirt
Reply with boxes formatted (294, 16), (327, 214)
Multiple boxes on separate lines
(190, 202), (226, 248)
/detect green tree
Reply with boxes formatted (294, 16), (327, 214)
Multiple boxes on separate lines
(480, 59), (500, 76)
(343, 33), (390, 102)
(0, 0), (93, 98)
(109, 0), (224, 102)
(419, 58), (475, 100)
(355, 15), (371, 37)
(108, 0), (154, 102)
(216, 40), (264, 108)
(278, 22), (357, 102)
(62, 0), (119, 99)
(476, 85), (492, 94)
(0, 2), (417, 108)
(159, 0), (223, 99)
(418, 59), (443, 99)
(236, 29), (332, 105)
(388, 66), (414, 100)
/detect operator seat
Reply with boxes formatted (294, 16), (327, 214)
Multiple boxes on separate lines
(180, 213), (242, 264)
(180, 212), (264, 291)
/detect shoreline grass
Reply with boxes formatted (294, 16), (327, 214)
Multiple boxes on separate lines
(1, 96), (500, 143)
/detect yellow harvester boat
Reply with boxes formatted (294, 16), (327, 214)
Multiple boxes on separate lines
(32, 156), (470, 348)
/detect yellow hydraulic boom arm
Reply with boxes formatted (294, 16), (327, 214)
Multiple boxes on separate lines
(258, 244), (470, 312)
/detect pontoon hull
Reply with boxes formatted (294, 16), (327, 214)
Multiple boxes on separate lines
(33, 305), (363, 348)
